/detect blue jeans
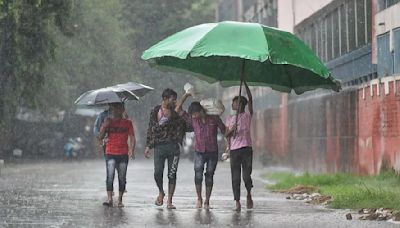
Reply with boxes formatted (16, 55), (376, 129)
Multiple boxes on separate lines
(194, 152), (218, 187)
(105, 154), (128, 192)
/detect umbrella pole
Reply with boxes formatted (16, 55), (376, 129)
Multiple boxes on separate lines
(234, 60), (246, 136)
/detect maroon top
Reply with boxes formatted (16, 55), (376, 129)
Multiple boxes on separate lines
(182, 112), (226, 153)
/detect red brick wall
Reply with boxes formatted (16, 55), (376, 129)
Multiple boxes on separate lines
(253, 78), (400, 174)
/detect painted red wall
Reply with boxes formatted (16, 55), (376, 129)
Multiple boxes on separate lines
(253, 78), (400, 174)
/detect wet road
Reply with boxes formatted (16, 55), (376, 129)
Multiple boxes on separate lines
(0, 159), (398, 227)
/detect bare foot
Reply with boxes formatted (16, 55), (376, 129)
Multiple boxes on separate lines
(155, 193), (165, 206)
(196, 198), (203, 209)
(203, 202), (210, 210)
(102, 200), (113, 207)
(247, 195), (253, 209)
(117, 201), (124, 207)
(167, 203), (176, 209)
(233, 201), (241, 212)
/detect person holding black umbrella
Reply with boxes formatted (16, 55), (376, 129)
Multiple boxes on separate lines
(99, 102), (135, 207)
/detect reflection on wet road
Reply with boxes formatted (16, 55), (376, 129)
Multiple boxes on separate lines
(0, 159), (397, 227)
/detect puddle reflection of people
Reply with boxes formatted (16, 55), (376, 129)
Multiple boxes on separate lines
(155, 208), (179, 226)
(102, 207), (128, 226)
(194, 209), (215, 225)
(231, 210), (253, 226)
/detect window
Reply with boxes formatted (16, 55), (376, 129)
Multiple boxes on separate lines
(366, 0), (372, 43)
(378, 0), (400, 11)
(377, 32), (394, 76)
(310, 23), (316, 52)
(394, 28), (400, 74)
(348, 0), (357, 51)
(320, 19), (326, 61)
(339, 4), (348, 54)
(333, 9), (340, 58)
(356, 0), (366, 47)
(327, 13), (333, 61)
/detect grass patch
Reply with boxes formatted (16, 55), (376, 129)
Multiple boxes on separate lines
(265, 169), (400, 210)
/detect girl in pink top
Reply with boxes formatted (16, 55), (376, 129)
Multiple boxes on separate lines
(225, 81), (254, 212)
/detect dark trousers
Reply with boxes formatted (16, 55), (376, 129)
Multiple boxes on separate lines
(154, 143), (180, 193)
(194, 151), (218, 187)
(230, 147), (253, 201)
(105, 154), (128, 192)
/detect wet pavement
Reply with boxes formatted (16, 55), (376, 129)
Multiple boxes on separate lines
(0, 158), (398, 227)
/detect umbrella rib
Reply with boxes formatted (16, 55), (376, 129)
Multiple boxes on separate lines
(120, 88), (140, 100)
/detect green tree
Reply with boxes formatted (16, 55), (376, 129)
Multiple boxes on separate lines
(38, 0), (136, 110)
(0, 0), (74, 156)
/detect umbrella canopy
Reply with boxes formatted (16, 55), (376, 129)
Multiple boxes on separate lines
(74, 82), (153, 106)
(142, 21), (340, 94)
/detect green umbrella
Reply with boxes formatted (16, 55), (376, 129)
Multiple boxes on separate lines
(142, 21), (340, 94)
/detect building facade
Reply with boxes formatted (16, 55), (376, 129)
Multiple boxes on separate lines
(216, 0), (400, 174)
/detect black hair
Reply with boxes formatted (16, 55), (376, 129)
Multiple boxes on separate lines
(232, 96), (248, 112)
(109, 102), (125, 109)
(188, 101), (204, 115)
(162, 88), (177, 100)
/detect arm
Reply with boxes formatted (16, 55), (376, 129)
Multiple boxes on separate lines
(128, 134), (136, 159)
(224, 116), (236, 138)
(225, 126), (236, 138)
(175, 93), (191, 113)
(128, 121), (136, 159)
(122, 111), (129, 119)
(182, 112), (194, 132)
(99, 118), (111, 140)
(244, 81), (253, 116)
(93, 114), (103, 138)
(217, 116), (226, 135)
(175, 93), (194, 132)
(144, 110), (156, 158)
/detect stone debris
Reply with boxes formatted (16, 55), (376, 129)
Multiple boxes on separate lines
(285, 191), (332, 205)
(346, 213), (352, 220)
(358, 208), (400, 221)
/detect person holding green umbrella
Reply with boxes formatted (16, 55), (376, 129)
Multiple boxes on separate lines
(224, 81), (254, 211)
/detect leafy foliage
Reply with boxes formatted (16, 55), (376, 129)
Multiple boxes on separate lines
(0, 0), (216, 156)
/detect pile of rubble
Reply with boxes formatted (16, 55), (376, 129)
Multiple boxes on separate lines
(276, 185), (333, 205)
(276, 185), (400, 223)
(357, 208), (400, 221)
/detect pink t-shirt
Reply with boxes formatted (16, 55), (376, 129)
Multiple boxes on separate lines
(226, 112), (252, 150)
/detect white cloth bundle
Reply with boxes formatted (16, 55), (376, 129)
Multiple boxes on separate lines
(200, 98), (225, 116)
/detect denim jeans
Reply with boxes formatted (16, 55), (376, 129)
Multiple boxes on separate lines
(154, 143), (180, 193)
(105, 154), (128, 192)
(230, 147), (253, 201)
(194, 151), (218, 187)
